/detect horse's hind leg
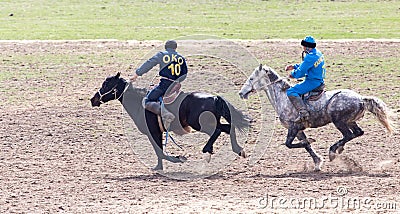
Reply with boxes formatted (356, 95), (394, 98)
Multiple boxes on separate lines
(202, 128), (222, 154)
(297, 131), (323, 171)
(349, 122), (364, 138)
(336, 122), (364, 154)
(220, 124), (245, 157)
(231, 127), (246, 157)
(329, 121), (356, 161)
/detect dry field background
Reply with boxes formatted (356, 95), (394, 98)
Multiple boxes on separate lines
(1, 40), (399, 213)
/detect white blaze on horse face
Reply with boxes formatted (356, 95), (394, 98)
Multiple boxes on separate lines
(239, 77), (253, 98)
(239, 67), (265, 99)
(249, 67), (268, 91)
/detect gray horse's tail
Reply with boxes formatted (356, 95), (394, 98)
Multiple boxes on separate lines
(363, 96), (394, 134)
(215, 96), (251, 133)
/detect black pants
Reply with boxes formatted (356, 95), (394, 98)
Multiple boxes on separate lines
(145, 82), (170, 103)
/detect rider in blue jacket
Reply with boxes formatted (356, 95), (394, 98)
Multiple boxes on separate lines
(285, 36), (326, 123)
(130, 40), (188, 127)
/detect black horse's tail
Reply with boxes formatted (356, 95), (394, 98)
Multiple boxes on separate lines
(215, 96), (250, 133)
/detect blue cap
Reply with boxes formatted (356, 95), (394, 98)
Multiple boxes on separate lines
(301, 36), (316, 48)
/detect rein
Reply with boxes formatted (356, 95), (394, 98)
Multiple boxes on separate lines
(256, 77), (285, 91)
(98, 82), (129, 104)
(264, 78), (284, 88)
(262, 78), (284, 111)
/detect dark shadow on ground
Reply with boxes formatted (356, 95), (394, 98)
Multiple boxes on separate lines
(250, 171), (392, 181)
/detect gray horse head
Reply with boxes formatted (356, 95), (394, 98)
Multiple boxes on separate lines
(239, 64), (290, 99)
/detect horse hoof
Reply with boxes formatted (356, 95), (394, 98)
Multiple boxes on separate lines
(314, 157), (324, 171)
(239, 150), (246, 158)
(204, 153), (212, 163)
(329, 151), (336, 161)
(152, 165), (163, 171)
(308, 138), (316, 143)
(165, 155), (183, 163)
(337, 146), (344, 154)
(178, 155), (187, 162)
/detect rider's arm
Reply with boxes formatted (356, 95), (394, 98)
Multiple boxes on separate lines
(135, 52), (162, 76)
(291, 58), (313, 79)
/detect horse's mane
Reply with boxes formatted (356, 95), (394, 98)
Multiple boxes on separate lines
(264, 66), (292, 90)
(119, 77), (149, 97)
(131, 86), (148, 97)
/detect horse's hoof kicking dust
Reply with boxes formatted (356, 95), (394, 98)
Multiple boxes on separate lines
(178, 155), (187, 162)
(337, 146), (344, 154)
(314, 156), (324, 171)
(204, 153), (212, 163)
(329, 151), (336, 161)
(239, 150), (246, 158)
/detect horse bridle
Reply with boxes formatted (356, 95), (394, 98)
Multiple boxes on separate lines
(98, 82), (129, 104)
(249, 68), (284, 91)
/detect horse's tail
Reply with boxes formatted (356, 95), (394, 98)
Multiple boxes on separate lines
(363, 96), (394, 135)
(215, 96), (250, 133)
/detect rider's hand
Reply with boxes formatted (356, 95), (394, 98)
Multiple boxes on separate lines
(285, 65), (294, 78)
(285, 65), (294, 71)
(130, 74), (138, 82)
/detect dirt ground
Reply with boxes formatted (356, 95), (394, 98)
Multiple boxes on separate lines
(1, 40), (399, 213)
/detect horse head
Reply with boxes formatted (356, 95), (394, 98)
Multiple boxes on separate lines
(90, 72), (127, 107)
(239, 64), (281, 99)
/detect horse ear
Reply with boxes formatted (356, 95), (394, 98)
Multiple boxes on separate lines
(115, 72), (121, 78)
(259, 64), (263, 71)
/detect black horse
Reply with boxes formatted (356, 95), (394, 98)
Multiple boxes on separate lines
(90, 73), (250, 170)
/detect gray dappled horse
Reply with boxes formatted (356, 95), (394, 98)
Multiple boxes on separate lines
(239, 65), (394, 171)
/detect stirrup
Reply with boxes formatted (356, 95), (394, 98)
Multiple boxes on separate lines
(161, 111), (175, 129)
(294, 110), (309, 123)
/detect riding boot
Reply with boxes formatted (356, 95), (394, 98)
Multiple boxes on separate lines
(288, 96), (310, 123)
(145, 102), (175, 129)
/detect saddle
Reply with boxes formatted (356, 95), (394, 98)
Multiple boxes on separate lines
(162, 82), (182, 104)
(158, 83), (190, 134)
(302, 83), (325, 101)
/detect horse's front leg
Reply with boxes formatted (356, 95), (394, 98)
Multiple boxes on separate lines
(286, 127), (322, 171)
(147, 132), (164, 171)
(146, 112), (183, 171)
(147, 129), (166, 170)
(297, 131), (323, 171)
(296, 131), (316, 144)
(285, 126), (307, 149)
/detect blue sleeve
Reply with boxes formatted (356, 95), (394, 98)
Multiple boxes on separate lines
(291, 58), (313, 79)
(135, 52), (162, 76)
